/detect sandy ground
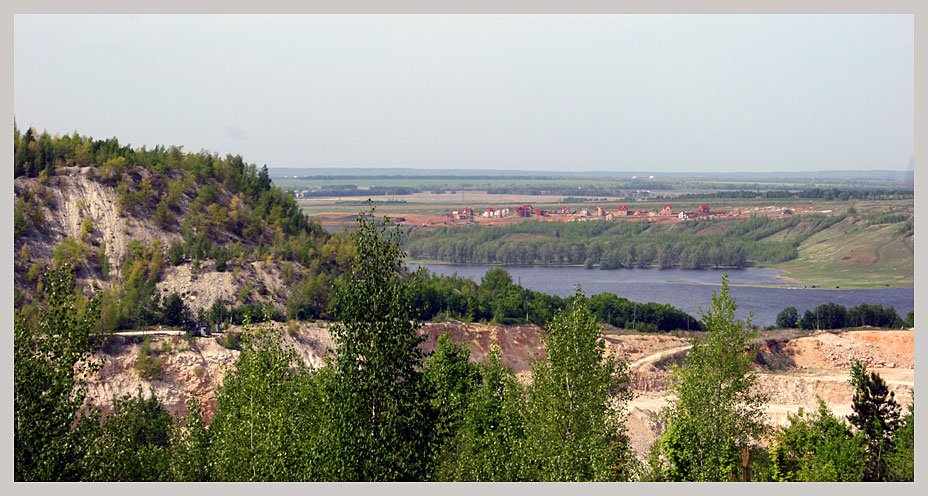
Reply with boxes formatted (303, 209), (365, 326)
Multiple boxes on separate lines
(622, 329), (914, 456)
(84, 324), (914, 460)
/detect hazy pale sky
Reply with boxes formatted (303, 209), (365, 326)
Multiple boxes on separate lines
(14, 14), (914, 172)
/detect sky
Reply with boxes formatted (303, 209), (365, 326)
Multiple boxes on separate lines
(13, 14), (914, 173)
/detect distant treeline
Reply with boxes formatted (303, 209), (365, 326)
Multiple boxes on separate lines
(670, 188), (914, 201)
(409, 267), (702, 332)
(284, 181), (915, 201)
(295, 185), (419, 197)
(136, 265), (703, 333)
(284, 174), (566, 181)
(776, 303), (913, 330)
(486, 184), (668, 195)
(405, 214), (846, 269)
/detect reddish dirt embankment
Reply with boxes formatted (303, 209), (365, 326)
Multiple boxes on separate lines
(419, 323), (545, 378)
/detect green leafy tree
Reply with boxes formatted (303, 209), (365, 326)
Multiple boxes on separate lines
(521, 289), (634, 481)
(638, 440), (668, 482)
(442, 344), (526, 481)
(884, 397), (914, 481)
(286, 272), (331, 320)
(169, 397), (212, 481)
(847, 361), (902, 481)
(480, 267), (513, 295)
(769, 399), (866, 481)
(82, 389), (173, 481)
(422, 333), (481, 476)
(208, 329), (319, 481)
(53, 236), (88, 268)
(660, 274), (768, 481)
(134, 337), (164, 380)
(776, 306), (799, 329)
(153, 197), (171, 228)
(315, 206), (436, 481)
(97, 242), (110, 279)
(168, 242), (185, 266)
(14, 265), (102, 481)
(161, 292), (188, 327)
(491, 285), (525, 324)
(902, 309), (914, 328)
(799, 309), (816, 330)
(257, 164), (272, 191)
(14, 122), (28, 176)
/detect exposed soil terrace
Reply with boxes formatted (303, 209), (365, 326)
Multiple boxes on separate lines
(84, 324), (913, 460)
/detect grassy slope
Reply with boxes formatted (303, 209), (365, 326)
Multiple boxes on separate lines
(765, 217), (913, 288)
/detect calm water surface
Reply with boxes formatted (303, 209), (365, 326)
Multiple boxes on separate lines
(406, 263), (913, 327)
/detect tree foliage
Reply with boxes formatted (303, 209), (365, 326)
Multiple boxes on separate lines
(521, 290), (634, 481)
(82, 390), (174, 481)
(775, 306), (799, 329)
(770, 399), (866, 481)
(439, 344), (526, 481)
(14, 265), (101, 481)
(169, 398), (212, 482)
(795, 302), (904, 330)
(404, 214), (846, 268)
(408, 266), (700, 331)
(884, 398), (914, 481)
(660, 274), (768, 481)
(422, 334), (482, 477)
(12, 203), (912, 482)
(316, 207), (436, 480)
(207, 330), (319, 481)
(847, 361), (902, 481)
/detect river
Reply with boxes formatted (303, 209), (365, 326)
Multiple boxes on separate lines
(406, 263), (914, 327)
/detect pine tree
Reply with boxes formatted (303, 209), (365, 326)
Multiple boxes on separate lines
(257, 164), (272, 191)
(847, 361), (902, 481)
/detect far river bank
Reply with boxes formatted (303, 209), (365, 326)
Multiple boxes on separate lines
(405, 263), (913, 327)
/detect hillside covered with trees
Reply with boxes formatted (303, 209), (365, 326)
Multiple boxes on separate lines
(14, 126), (708, 336)
(15, 213), (914, 481)
(404, 214), (847, 269)
(13, 125), (360, 333)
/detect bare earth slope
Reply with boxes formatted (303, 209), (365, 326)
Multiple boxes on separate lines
(15, 167), (303, 315)
(625, 329), (914, 456)
(15, 167), (182, 290)
(84, 324), (912, 460)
